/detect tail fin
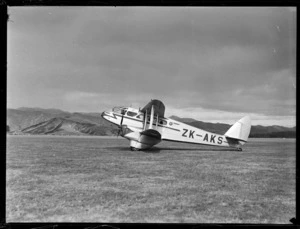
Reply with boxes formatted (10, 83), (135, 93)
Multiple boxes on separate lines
(225, 116), (251, 143)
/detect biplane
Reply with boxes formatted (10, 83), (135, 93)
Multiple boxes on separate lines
(101, 99), (251, 151)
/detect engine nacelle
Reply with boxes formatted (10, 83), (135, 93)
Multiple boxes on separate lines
(125, 131), (161, 150)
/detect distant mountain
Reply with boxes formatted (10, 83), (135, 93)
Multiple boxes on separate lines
(169, 116), (296, 138)
(169, 115), (230, 134)
(21, 117), (118, 136)
(169, 115), (198, 123)
(7, 108), (70, 131)
(7, 107), (296, 138)
(17, 107), (69, 115)
(7, 108), (119, 136)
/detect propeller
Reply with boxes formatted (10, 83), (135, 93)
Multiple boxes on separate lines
(117, 111), (125, 137)
(117, 126), (122, 137)
(117, 125), (127, 137)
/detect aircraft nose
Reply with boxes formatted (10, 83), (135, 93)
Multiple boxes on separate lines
(101, 111), (111, 120)
(101, 111), (107, 118)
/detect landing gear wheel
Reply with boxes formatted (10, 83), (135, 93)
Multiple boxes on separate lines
(130, 147), (139, 151)
(237, 148), (242, 151)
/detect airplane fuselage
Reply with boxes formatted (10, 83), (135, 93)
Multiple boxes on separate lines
(101, 107), (244, 150)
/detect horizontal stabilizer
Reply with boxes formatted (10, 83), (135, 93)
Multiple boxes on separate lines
(140, 129), (161, 140)
(224, 116), (251, 142)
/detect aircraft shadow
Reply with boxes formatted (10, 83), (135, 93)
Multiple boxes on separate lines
(103, 146), (132, 152)
(104, 146), (162, 153)
(103, 146), (239, 153)
(142, 147), (239, 153)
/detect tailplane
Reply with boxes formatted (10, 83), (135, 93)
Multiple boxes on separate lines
(224, 116), (251, 143)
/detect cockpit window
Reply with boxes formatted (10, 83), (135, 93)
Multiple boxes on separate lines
(127, 111), (138, 117)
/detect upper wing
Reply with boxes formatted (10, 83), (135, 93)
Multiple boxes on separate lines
(141, 99), (165, 118)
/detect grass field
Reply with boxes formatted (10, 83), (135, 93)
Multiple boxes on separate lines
(6, 136), (295, 223)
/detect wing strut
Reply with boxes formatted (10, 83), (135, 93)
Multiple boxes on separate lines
(143, 109), (147, 131)
(149, 105), (154, 129)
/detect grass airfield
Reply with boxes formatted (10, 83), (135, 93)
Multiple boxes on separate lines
(6, 136), (295, 223)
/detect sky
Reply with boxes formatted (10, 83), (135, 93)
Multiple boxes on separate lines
(7, 7), (296, 127)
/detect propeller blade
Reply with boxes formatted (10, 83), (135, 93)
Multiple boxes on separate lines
(117, 126), (123, 138)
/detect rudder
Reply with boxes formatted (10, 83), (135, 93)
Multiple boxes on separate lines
(224, 116), (251, 143)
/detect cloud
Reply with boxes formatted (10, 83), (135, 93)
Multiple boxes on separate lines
(7, 7), (296, 126)
(64, 91), (100, 101)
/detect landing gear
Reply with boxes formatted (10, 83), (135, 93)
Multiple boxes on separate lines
(237, 148), (242, 151)
(130, 147), (139, 151)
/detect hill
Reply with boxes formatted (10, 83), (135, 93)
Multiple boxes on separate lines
(7, 108), (119, 136)
(7, 108), (70, 131)
(169, 116), (295, 138)
(21, 117), (118, 136)
(7, 108), (295, 138)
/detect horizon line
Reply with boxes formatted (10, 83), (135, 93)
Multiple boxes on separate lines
(7, 106), (296, 128)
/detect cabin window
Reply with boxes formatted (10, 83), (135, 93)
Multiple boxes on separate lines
(146, 116), (156, 122)
(159, 120), (167, 125)
(136, 114), (144, 119)
(145, 116), (166, 125)
(127, 111), (138, 117)
(147, 117), (157, 122)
